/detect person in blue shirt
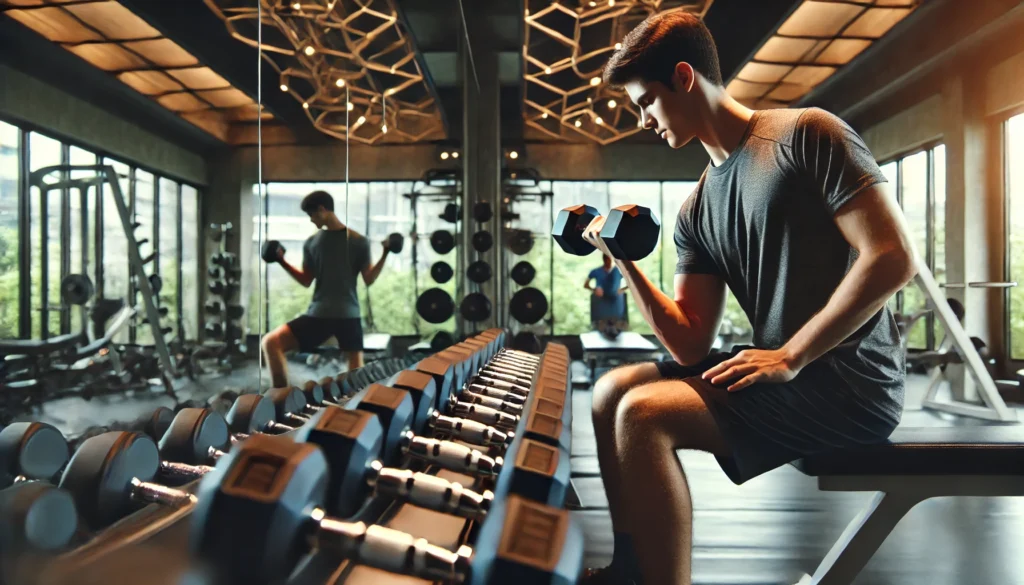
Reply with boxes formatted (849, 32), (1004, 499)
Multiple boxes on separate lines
(586, 254), (627, 323)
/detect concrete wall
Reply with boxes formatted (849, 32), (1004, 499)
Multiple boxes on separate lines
(0, 64), (208, 186)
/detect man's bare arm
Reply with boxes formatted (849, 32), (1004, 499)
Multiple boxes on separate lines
(782, 185), (917, 370)
(617, 260), (726, 365)
(278, 253), (314, 288)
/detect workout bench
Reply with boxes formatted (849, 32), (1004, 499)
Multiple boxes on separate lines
(793, 425), (1024, 584)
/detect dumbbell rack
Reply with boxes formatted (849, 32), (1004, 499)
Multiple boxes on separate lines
(29, 165), (177, 397)
(33, 333), (578, 585)
(204, 223), (245, 356)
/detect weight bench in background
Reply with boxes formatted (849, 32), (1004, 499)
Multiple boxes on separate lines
(792, 426), (1024, 585)
(579, 331), (663, 385)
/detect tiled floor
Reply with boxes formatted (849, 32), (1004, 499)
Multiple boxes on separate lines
(569, 364), (1024, 585)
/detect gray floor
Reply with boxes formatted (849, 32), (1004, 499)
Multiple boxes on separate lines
(569, 364), (1024, 585)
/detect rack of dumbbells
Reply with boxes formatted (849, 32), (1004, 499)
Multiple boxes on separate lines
(7, 330), (582, 585)
(200, 223), (245, 373)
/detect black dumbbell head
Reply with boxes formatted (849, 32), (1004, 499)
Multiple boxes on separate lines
(301, 380), (325, 406)
(466, 260), (492, 283)
(0, 482), (78, 552)
(552, 204), (599, 256)
(387, 233), (405, 253)
(292, 408), (384, 518)
(430, 230), (455, 254)
(137, 406), (174, 441)
(430, 261), (453, 284)
(58, 431), (160, 529)
(159, 409), (230, 465)
(265, 387), (307, 419)
(354, 385), (415, 464)
(225, 394), (277, 435)
(471, 231), (493, 252)
(600, 204), (660, 261)
(260, 240), (284, 263)
(389, 370), (438, 430)
(510, 261), (536, 286)
(473, 201), (493, 223)
(190, 434), (327, 585)
(0, 422), (69, 485)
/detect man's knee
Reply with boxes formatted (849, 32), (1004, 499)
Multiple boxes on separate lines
(262, 326), (291, 354)
(592, 363), (661, 422)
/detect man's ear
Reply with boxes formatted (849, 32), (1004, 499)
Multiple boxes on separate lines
(672, 62), (696, 93)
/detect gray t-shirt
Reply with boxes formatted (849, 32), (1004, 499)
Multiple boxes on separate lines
(674, 107), (904, 409)
(303, 228), (371, 319)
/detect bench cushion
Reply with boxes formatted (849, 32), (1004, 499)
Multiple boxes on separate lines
(793, 426), (1024, 476)
(0, 332), (83, 356)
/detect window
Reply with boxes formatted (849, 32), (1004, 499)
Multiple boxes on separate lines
(29, 132), (63, 339)
(0, 122), (19, 339)
(133, 170), (156, 345)
(882, 145), (945, 350)
(102, 158), (131, 343)
(1007, 114), (1024, 359)
(159, 178), (179, 341)
(362, 182), (414, 335)
(181, 185), (200, 341)
(68, 146), (96, 334)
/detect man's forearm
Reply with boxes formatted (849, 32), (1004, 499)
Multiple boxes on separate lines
(617, 260), (704, 364)
(280, 261), (310, 287)
(782, 250), (916, 370)
(364, 252), (388, 285)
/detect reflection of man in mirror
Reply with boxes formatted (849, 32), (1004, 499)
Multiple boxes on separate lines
(586, 254), (627, 329)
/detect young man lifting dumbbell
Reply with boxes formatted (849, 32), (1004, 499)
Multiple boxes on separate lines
(581, 13), (917, 585)
(261, 190), (391, 387)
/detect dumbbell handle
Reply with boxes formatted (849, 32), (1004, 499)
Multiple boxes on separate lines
(489, 356), (539, 372)
(400, 432), (502, 476)
(495, 348), (540, 362)
(457, 389), (524, 414)
(465, 383), (527, 405)
(429, 411), (512, 447)
(158, 461), (215, 481)
(313, 511), (471, 583)
(450, 401), (519, 431)
(128, 477), (197, 508)
(473, 375), (530, 396)
(483, 360), (536, 376)
(478, 366), (532, 386)
(368, 461), (492, 521)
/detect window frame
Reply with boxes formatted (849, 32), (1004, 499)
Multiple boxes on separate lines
(1002, 105), (1024, 364)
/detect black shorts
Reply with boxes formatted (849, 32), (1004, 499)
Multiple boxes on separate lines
(655, 347), (901, 485)
(286, 315), (364, 353)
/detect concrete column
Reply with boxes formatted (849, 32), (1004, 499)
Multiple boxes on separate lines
(460, 17), (502, 334)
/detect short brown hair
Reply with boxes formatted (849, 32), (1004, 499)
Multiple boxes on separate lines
(301, 190), (334, 213)
(603, 11), (722, 88)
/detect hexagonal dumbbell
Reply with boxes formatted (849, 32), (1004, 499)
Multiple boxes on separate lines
(552, 203), (660, 260)
(189, 434), (584, 585)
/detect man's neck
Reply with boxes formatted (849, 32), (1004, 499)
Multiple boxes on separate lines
(323, 214), (346, 231)
(694, 84), (756, 169)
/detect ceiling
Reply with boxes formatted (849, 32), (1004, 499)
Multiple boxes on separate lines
(0, 0), (924, 152)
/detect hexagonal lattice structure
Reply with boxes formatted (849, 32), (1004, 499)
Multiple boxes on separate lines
(205, 0), (445, 144)
(523, 1), (713, 145)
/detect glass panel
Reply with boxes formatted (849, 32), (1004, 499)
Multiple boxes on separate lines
(0, 122), (19, 339)
(932, 145), (947, 346)
(102, 158), (131, 343)
(68, 146), (95, 333)
(181, 185), (199, 341)
(1008, 114), (1024, 359)
(159, 178), (179, 341)
(900, 151), (929, 349)
(360, 182), (414, 335)
(551, 182), (609, 335)
(29, 133), (62, 339)
(608, 182), (661, 335)
(880, 160), (901, 313)
(134, 169), (155, 344)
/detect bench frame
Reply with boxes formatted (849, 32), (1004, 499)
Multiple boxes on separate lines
(803, 473), (1024, 584)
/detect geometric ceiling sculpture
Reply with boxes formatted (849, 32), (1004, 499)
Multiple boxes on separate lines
(4, 0), (272, 144)
(523, 1), (714, 145)
(204, 0), (446, 145)
(728, 0), (921, 109)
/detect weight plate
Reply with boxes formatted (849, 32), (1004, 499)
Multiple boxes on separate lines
(148, 274), (163, 294)
(416, 288), (455, 323)
(472, 201), (493, 223)
(430, 261), (453, 284)
(459, 293), (492, 322)
(60, 274), (94, 306)
(511, 331), (542, 354)
(466, 260), (492, 284)
(510, 261), (536, 286)
(509, 287), (548, 324)
(430, 230), (456, 254)
(471, 231), (493, 252)
(440, 203), (460, 224)
(506, 229), (534, 255)
(430, 331), (455, 351)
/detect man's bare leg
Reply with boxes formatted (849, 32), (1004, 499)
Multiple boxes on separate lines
(614, 380), (729, 585)
(262, 325), (299, 389)
(591, 363), (666, 531)
(346, 350), (364, 371)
